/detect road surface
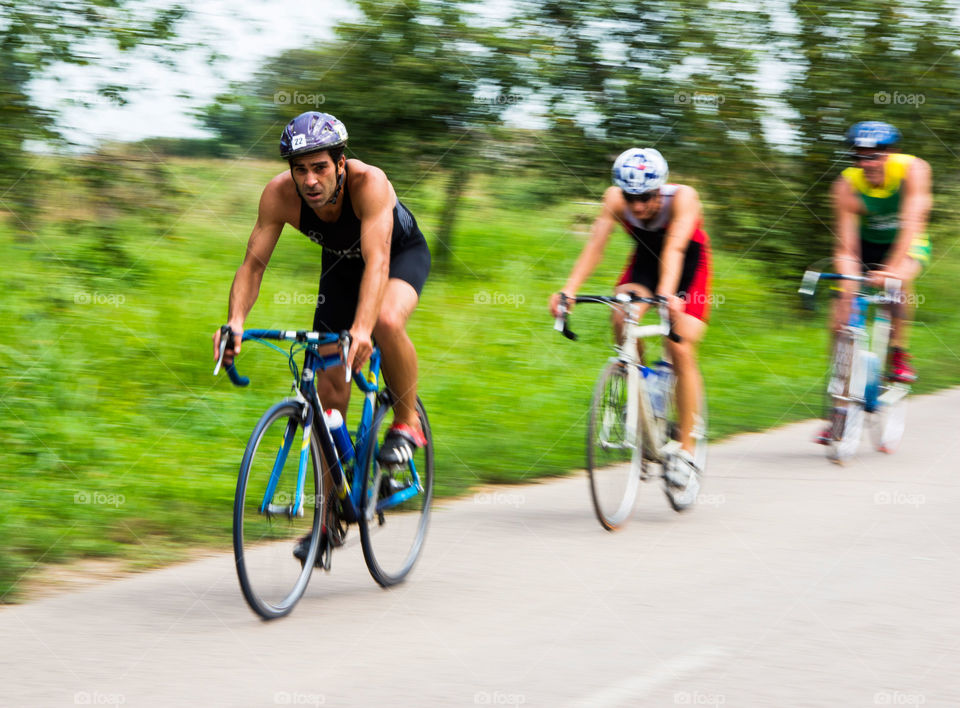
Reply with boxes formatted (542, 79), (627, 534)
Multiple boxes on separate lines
(2, 389), (959, 707)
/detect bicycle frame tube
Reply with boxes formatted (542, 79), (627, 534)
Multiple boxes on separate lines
(619, 307), (667, 459)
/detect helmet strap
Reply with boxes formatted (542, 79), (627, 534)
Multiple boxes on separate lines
(328, 161), (345, 206)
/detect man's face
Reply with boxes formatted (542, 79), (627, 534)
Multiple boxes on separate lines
(290, 151), (342, 206)
(852, 148), (890, 186)
(623, 190), (662, 220)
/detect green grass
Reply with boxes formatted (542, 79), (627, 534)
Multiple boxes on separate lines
(1, 157), (958, 600)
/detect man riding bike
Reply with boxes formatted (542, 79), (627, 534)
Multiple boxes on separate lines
(816, 121), (931, 444)
(550, 148), (712, 499)
(211, 111), (431, 559)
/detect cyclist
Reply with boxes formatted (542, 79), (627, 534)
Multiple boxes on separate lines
(212, 111), (431, 557)
(815, 121), (932, 443)
(550, 147), (712, 499)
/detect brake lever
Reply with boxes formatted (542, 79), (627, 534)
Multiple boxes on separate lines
(213, 325), (231, 376)
(340, 331), (353, 384)
(554, 293), (578, 340)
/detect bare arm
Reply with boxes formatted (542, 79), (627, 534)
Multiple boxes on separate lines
(832, 176), (861, 277)
(886, 157), (931, 276)
(656, 185), (700, 299)
(348, 168), (394, 370)
(212, 180), (285, 360)
(550, 187), (620, 314)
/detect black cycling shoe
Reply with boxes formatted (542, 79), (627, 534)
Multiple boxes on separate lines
(292, 529), (328, 567)
(377, 423), (426, 466)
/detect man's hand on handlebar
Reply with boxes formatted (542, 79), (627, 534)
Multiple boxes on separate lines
(346, 325), (373, 373)
(549, 291), (573, 318)
(212, 323), (244, 365)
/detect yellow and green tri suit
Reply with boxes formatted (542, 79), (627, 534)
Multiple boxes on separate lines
(841, 153), (931, 269)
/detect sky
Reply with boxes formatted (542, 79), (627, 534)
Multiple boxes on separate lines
(29, 0), (359, 148)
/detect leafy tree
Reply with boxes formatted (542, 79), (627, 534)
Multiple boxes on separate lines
(0, 1), (188, 232)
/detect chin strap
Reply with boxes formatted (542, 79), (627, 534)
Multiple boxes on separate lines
(328, 164), (345, 206)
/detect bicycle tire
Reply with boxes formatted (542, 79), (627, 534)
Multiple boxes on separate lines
(827, 333), (865, 464)
(870, 382), (908, 454)
(359, 395), (434, 587)
(587, 360), (642, 530)
(233, 400), (323, 619)
(661, 365), (708, 512)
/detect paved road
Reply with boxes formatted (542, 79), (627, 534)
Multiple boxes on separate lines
(2, 389), (959, 707)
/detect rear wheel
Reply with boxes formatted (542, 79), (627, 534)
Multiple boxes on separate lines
(359, 395), (434, 587)
(233, 400), (323, 620)
(587, 361), (642, 530)
(660, 364), (708, 512)
(870, 382), (908, 453)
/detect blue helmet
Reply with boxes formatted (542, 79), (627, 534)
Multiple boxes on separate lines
(846, 121), (900, 149)
(612, 148), (669, 195)
(280, 112), (348, 159)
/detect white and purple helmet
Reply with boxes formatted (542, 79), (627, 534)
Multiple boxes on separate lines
(612, 147), (669, 195)
(280, 111), (348, 159)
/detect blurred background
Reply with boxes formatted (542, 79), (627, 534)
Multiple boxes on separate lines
(2, 0), (959, 600)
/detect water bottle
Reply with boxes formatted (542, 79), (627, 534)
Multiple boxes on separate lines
(323, 409), (355, 467)
(651, 361), (673, 418)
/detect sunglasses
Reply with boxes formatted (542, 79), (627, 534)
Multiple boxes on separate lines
(623, 190), (658, 204)
(850, 151), (885, 163)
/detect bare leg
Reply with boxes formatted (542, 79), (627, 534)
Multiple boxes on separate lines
(666, 313), (706, 455)
(372, 279), (421, 430)
(889, 259), (921, 349)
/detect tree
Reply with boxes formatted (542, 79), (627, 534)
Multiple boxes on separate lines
(0, 1), (188, 231)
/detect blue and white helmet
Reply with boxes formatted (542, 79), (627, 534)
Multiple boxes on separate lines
(612, 148), (669, 195)
(846, 121), (900, 149)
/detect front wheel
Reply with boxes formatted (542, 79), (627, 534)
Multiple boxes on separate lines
(587, 360), (642, 530)
(359, 395), (434, 587)
(827, 333), (865, 464)
(233, 400), (323, 620)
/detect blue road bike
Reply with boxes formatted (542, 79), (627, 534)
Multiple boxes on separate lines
(215, 327), (433, 619)
(800, 270), (909, 464)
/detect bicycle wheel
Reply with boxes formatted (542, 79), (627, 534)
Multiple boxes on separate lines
(359, 395), (434, 587)
(870, 382), (908, 453)
(826, 333), (865, 464)
(659, 365), (708, 512)
(234, 400), (323, 619)
(587, 360), (642, 530)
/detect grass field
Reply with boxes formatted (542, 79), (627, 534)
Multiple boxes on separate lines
(1, 157), (958, 600)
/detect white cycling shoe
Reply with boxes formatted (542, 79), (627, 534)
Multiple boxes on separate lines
(664, 448), (701, 511)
